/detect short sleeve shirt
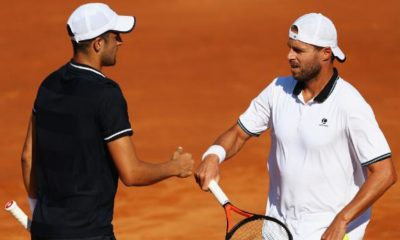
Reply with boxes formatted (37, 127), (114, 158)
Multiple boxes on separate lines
(238, 70), (391, 238)
(98, 78), (133, 142)
(31, 61), (133, 238)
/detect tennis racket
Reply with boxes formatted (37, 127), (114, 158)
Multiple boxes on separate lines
(208, 180), (292, 240)
(4, 200), (31, 231)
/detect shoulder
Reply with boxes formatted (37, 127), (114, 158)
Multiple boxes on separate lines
(273, 76), (297, 90)
(72, 70), (124, 98)
(259, 76), (296, 95)
(101, 78), (123, 96)
(275, 75), (297, 86)
(96, 78), (128, 108)
(103, 77), (120, 88)
(335, 77), (369, 109)
(256, 76), (297, 101)
(334, 77), (375, 121)
(39, 64), (68, 87)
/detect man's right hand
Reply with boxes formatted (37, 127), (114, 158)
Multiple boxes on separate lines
(194, 124), (251, 191)
(171, 147), (194, 178)
(195, 155), (220, 191)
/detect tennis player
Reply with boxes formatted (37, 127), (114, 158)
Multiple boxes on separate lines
(21, 3), (194, 240)
(195, 13), (397, 240)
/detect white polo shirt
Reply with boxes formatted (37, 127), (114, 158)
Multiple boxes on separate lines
(238, 69), (391, 240)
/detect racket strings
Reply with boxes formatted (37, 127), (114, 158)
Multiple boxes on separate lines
(228, 218), (290, 240)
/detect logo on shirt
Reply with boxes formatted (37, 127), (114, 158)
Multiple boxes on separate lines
(319, 118), (328, 127)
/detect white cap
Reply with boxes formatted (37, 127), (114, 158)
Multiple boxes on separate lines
(67, 3), (135, 43)
(289, 13), (345, 62)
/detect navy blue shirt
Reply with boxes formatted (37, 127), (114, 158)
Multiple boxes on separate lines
(31, 61), (133, 238)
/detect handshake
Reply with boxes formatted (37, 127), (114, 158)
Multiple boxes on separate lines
(170, 146), (195, 178)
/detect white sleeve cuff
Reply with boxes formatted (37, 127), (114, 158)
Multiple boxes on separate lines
(202, 145), (226, 164)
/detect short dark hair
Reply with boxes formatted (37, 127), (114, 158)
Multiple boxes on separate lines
(67, 25), (110, 55)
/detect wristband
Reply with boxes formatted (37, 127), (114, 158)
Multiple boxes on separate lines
(28, 197), (37, 213)
(202, 145), (226, 163)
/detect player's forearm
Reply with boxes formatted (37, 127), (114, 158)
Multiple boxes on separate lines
(213, 124), (250, 160)
(215, 136), (243, 160)
(109, 137), (191, 186)
(21, 153), (32, 193)
(122, 160), (179, 186)
(21, 151), (37, 197)
(196, 125), (250, 190)
(335, 159), (397, 224)
(21, 117), (37, 197)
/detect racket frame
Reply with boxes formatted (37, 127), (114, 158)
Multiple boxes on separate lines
(222, 202), (253, 232)
(208, 180), (293, 240)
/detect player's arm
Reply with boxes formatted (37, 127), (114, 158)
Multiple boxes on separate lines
(322, 158), (397, 240)
(107, 136), (194, 186)
(21, 115), (37, 198)
(195, 123), (252, 191)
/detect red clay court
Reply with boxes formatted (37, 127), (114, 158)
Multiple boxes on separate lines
(0, 1), (399, 239)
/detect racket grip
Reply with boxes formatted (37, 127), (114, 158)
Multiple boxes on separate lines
(208, 180), (229, 206)
(5, 200), (31, 231)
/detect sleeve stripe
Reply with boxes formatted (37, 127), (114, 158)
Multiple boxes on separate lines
(104, 128), (133, 141)
(361, 153), (392, 167)
(237, 119), (260, 137)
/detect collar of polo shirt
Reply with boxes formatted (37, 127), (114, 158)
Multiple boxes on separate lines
(292, 68), (339, 103)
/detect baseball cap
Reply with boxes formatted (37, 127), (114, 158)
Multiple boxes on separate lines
(289, 13), (345, 62)
(67, 3), (135, 43)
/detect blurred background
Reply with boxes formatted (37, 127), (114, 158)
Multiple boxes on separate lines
(0, 1), (399, 239)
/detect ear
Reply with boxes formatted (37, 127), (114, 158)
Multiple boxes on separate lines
(93, 37), (104, 52)
(321, 48), (333, 62)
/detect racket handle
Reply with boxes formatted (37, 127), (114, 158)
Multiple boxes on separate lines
(5, 200), (31, 231)
(208, 180), (229, 206)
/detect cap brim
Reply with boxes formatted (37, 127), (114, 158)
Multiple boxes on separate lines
(112, 16), (136, 33)
(332, 46), (346, 62)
